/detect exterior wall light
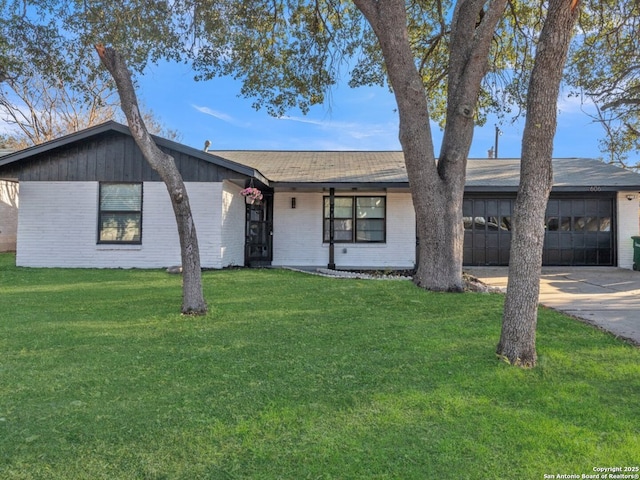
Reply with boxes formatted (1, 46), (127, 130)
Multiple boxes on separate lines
(291, 197), (296, 209)
(626, 194), (637, 201)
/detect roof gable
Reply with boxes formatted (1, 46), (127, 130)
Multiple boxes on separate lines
(0, 121), (265, 184)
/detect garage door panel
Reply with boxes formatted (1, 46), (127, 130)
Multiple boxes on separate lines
(544, 235), (559, 248)
(572, 199), (585, 215)
(561, 250), (574, 264)
(544, 249), (560, 264)
(573, 249), (586, 265)
(559, 234), (573, 248)
(585, 234), (598, 248)
(486, 233), (499, 248)
(463, 196), (614, 266)
(599, 249), (612, 264)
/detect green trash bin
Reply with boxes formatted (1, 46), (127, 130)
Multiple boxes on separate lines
(633, 236), (640, 271)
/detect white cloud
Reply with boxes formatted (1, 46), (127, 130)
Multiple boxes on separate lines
(191, 104), (249, 127)
(278, 115), (398, 145)
(557, 92), (596, 116)
(277, 116), (325, 126)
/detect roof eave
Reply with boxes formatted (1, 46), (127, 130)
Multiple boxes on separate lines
(463, 186), (519, 193)
(272, 181), (409, 190)
(551, 186), (640, 192)
(271, 184), (640, 192)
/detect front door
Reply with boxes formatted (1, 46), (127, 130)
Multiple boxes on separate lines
(245, 196), (273, 267)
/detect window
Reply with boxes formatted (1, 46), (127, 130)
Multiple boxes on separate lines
(98, 183), (142, 243)
(323, 196), (386, 243)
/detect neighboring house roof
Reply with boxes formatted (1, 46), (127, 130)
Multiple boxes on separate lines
(212, 151), (640, 192)
(0, 148), (15, 157)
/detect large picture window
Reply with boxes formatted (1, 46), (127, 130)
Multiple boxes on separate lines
(98, 183), (142, 244)
(323, 196), (386, 243)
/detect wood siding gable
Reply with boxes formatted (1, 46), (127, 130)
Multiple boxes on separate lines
(0, 124), (254, 184)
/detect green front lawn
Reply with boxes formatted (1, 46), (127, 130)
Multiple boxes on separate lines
(0, 254), (638, 479)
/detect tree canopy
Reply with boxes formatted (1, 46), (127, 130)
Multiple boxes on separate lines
(567, 0), (640, 168)
(1, 0), (637, 164)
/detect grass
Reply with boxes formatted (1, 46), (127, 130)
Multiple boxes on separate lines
(0, 253), (638, 479)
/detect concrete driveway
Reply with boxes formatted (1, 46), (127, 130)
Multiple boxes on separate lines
(466, 267), (640, 346)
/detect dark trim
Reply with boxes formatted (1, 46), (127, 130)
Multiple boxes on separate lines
(463, 191), (619, 199)
(551, 186), (639, 193)
(0, 122), (130, 167)
(244, 193), (274, 267)
(465, 186), (640, 193)
(612, 194), (619, 267)
(274, 182), (408, 190)
(275, 184), (640, 193)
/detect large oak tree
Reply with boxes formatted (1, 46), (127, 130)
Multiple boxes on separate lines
(96, 45), (207, 315)
(498, 0), (580, 366)
(352, 0), (508, 291)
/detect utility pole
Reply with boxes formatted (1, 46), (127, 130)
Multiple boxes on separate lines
(494, 125), (502, 158)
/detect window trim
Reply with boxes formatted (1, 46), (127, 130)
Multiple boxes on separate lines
(97, 182), (143, 245)
(323, 195), (386, 244)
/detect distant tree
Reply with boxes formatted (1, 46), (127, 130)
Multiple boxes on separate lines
(0, 133), (20, 150)
(589, 104), (640, 170)
(0, 68), (118, 148)
(0, 69), (180, 149)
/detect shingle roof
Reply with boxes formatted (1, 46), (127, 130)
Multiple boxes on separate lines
(210, 151), (408, 183)
(211, 151), (640, 191)
(2, 121), (639, 192)
(466, 158), (640, 190)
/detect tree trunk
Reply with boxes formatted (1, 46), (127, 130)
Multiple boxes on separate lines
(497, 0), (580, 367)
(354, 0), (507, 291)
(95, 45), (207, 315)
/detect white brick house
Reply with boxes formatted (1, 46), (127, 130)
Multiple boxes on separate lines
(1, 121), (640, 270)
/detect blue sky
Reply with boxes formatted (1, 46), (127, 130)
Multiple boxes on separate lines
(136, 61), (620, 161)
(0, 59), (622, 161)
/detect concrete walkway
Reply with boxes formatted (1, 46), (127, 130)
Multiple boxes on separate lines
(466, 267), (640, 346)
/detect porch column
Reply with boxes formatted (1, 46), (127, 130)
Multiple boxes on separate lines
(328, 187), (335, 269)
